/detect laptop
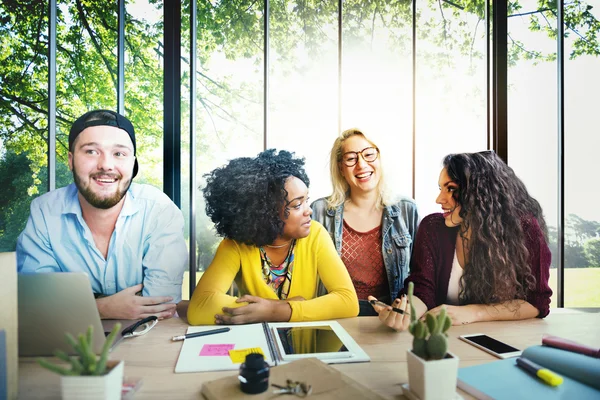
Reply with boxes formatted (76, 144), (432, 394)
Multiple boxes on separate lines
(18, 272), (130, 357)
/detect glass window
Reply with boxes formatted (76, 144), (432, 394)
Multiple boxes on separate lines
(55, 0), (118, 189)
(0, 0), (50, 251)
(507, 7), (558, 306)
(268, 0), (338, 201)
(564, 0), (600, 307)
(184, 0), (265, 299)
(341, 1), (413, 199)
(125, 0), (164, 189)
(507, 2), (600, 308)
(415, 2), (487, 214)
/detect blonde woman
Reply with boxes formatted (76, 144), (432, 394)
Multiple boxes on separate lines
(311, 129), (418, 316)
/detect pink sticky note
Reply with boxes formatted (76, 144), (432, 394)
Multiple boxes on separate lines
(199, 344), (235, 356)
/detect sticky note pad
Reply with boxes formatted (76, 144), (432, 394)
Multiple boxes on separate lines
(228, 347), (265, 363)
(199, 344), (235, 356)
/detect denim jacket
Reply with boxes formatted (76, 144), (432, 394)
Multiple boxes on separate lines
(310, 197), (419, 311)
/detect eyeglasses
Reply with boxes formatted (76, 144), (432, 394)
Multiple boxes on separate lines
(340, 147), (379, 167)
(122, 316), (158, 338)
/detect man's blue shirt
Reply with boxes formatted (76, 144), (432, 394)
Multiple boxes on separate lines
(16, 183), (188, 303)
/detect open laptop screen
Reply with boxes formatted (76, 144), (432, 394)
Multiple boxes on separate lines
(17, 272), (124, 356)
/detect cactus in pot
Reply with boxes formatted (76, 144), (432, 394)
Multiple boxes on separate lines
(407, 282), (451, 360)
(37, 323), (121, 376)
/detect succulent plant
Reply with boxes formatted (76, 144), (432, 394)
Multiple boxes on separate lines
(37, 323), (121, 376)
(407, 282), (452, 360)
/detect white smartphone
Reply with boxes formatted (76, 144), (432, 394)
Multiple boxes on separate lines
(459, 333), (522, 359)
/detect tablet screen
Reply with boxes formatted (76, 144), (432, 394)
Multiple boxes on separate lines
(275, 326), (349, 355)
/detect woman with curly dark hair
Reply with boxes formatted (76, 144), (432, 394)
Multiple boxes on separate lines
(187, 149), (359, 325)
(370, 151), (552, 330)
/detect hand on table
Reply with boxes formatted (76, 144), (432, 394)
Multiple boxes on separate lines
(424, 304), (476, 325)
(368, 295), (411, 332)
(216, 295), (293, 325)
(96, 284), (176, 320)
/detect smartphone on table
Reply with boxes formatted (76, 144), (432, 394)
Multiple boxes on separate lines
(459, 333), (522, 359)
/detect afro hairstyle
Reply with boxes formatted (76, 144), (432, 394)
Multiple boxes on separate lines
(202, 149), (310, 246)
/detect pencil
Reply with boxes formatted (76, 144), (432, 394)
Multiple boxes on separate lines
(369, 299), (410, 315)
(171, 327), (231, 341)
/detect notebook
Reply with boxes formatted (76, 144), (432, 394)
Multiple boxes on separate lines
(18, 272), (130, 356)
(457, 345), (600, 400)
(174, 320), (370, 373)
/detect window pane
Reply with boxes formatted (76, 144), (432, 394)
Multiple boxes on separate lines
(187, 0), (265, 298)
(507, 7), (558, 306)
(0, 0), (50, 251)
(181, 0), (192, 300)
(268, 1), (338, 200)
(564, 0), (600, 307)
(55, 0), (118, 189)
(125, 0), (164, 188)
(341, 1), (413, 198)
(415, 2), (487, 214)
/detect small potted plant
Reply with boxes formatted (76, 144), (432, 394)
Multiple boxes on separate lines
(406, 282), (459, 400)
(38, 323), (123, 400)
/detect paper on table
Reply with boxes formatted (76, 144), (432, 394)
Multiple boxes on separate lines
(121, 377), (143, 400)
(200, 344), (235, 356)
(174, 324), (271, 373)
(229, 347), (265, 363)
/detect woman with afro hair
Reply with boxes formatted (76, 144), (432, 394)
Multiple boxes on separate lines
(370, 151), (552, 330)
(187, 149), (359, 325)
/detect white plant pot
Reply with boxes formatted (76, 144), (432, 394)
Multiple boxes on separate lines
(406, 350), (459, 400)
(60, 360), (124, 400)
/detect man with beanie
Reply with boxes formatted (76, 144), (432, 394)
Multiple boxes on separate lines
(16, 110), (187, 320)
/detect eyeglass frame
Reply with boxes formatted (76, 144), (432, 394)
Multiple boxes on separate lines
(122, 315), (158, 338)
(339, 146), (380, 167)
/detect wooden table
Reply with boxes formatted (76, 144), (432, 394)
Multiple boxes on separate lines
(18, 309), (600, 399)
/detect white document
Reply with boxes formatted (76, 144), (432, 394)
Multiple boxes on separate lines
(174, 323), (270, 373)
(174, 320), (370, 373)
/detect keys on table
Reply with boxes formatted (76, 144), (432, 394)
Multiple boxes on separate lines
(271, 379), (312, 397)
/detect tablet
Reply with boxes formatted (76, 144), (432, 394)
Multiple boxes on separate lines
(268, 321), (369, 364)
(274, 325), (352, 360)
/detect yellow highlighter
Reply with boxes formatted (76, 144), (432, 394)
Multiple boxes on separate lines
(516, 357), (564, 386)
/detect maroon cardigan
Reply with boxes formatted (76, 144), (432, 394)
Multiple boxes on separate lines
(403, 213), (552, 318)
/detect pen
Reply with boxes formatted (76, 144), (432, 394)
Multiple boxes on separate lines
(516, 357), (563, 387)
(368, 299), (410, 316)
(171, 327), (231, 341)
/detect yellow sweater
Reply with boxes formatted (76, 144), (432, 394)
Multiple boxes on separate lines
(187, 221), (359, 325)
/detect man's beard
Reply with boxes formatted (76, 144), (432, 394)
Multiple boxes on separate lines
(73, 165), (132, 209)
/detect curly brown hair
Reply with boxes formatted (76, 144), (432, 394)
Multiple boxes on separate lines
(443, 151), (548, 306)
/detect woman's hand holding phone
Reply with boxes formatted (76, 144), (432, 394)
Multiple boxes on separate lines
(368, 295), (411, 332)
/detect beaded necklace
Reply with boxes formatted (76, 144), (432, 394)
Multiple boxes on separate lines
(259, 240), (296, 300)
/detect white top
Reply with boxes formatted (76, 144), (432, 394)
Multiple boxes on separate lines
(446, 250), (463, 305)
